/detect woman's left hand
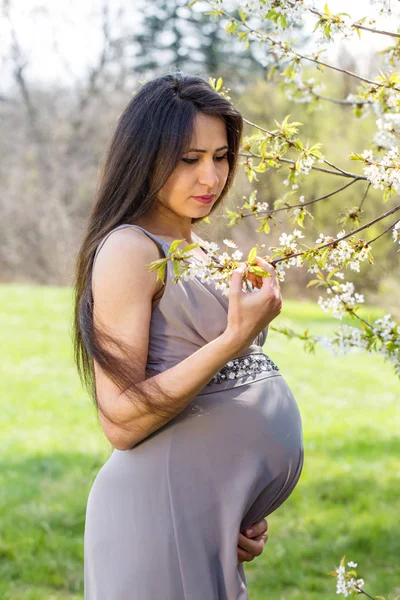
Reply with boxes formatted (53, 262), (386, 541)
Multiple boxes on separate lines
(237, 518), (269, 564)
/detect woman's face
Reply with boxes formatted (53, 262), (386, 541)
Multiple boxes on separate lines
(157, 112), (230, 218)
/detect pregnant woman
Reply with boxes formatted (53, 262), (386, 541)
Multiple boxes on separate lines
(73, 71), (304, 599)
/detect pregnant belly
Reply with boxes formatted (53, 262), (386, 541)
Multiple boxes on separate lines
(167, 371), (304, 533)
(85, 371), (303, 599)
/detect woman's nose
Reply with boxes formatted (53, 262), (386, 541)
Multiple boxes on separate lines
(198, 161), (219, 188)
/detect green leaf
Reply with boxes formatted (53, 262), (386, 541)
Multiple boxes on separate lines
(247, 246), (258, 262)
(293, 140), (303, 151)
(319, 247), (330, 267)
(169, 238), (185, 253)
(349, 152), (362, 161)
(216, 76), (223, 91)
(313, 18), (323, 33)
(263, 220), (271, 234)
(156, 262), (166, 284)
(307, 279), (321, 288)
(383, 186), (393, 202)
(297, 210), (305, 228)
(281, 63), (295, 79)
(225, 20), (239, 34)
(248, 190), (258, 207)
(239, 8), (246, 22)
(251, 265), (271, 277)
(253, 160), (267, 173)
(204, 9), (223, 17)
(146, 257), (168, 271)
(259, 138), (267, 157)
(327, 269), (338, 280)
(265, 9), (277, 21)
(324, 23), (331, 39)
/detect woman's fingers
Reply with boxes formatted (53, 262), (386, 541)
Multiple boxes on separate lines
(230, 255), (280, 305)
(252, 255), (276, 277)
(251, 257), (280, 303)
(229, 262), (247, 295)
(237, 545), (255, 563)
(237, 518), (269, 563)
(245, 518), (269, 540)
(235, 255), (276, 291)
(237, 532), (265, 558)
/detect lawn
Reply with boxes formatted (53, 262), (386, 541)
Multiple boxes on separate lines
(0, 284), (399, 599)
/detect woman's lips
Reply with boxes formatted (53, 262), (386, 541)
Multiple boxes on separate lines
(193, 195), (215, 204)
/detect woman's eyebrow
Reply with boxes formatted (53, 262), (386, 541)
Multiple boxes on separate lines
(185, 145), (229, 153)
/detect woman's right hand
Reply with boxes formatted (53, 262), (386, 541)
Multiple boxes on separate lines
(224, 256), (282, 356)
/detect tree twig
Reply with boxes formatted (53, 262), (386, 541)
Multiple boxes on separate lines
(211, 3), (400, 91)
(272, 203), (400, 265)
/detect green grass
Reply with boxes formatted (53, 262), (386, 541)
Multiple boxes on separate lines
(0, 284), (399, 599)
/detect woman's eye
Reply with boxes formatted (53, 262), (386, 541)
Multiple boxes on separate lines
(182, 154), (228, 165)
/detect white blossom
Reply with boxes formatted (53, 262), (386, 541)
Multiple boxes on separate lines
(223, 238), (238, 249)
(335, 565), (350, 597)
(297, 154), (315, 175)
(198, 0), (400, 375)
(232, 249), (243, 261)
(361, 149), (373, 161)
(279, 229), (305, 246)
(317, 315), (400, 376)
(393, 220), (400, 244)
(318, 281), (364, 319)
(313, 232), (371, 273)
(374, 112), (400, 149)
(362, 146), (400, 193)
(255, 201), (269, 213)
(200, 240), (220, 253)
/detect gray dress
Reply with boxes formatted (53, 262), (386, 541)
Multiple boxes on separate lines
(84, 224), (304, 600)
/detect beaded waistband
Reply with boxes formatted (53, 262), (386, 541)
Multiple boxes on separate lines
(207, 352), (279, 385)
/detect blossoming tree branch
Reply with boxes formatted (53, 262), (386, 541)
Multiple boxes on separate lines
(148, 0), (400, 379)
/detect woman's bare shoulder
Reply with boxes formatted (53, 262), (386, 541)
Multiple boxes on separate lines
(92, 226), (164, 299)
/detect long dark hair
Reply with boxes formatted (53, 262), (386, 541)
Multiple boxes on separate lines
(72, 71), (243, 442)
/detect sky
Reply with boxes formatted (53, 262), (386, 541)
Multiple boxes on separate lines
(0, 0), (399, 91)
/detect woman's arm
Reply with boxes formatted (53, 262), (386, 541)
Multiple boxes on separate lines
(101, 331), (237, 450)
(92, 229), (281, 452)
(92, 227), (240, 451)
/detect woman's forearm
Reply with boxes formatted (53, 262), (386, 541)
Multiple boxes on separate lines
(106, 332), (239, 450)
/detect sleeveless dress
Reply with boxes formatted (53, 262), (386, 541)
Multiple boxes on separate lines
(84, 224), (304, 600)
